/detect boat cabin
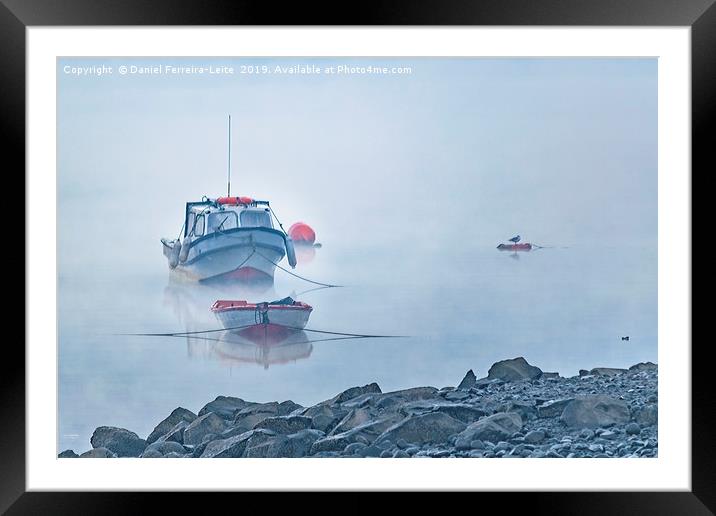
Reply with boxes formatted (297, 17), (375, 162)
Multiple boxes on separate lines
(184, 199), (274, 238)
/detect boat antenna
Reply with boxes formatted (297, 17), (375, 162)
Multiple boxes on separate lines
(227, 114), (232, 197)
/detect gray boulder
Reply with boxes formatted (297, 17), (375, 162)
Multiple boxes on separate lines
(634, 404), (658, 426)
(278, 400), (304, 415)
(457, 369), (477, 390)
(589, 367), (627, 377)
(375, 412), (467, 446)
(487, 357), (542, 382)
(560, 395), (630, 429)
(146, 407), (197, 443)
(90, 426), (147, 457)
(432, 404), (486, 424)
(329, 383), (382, 404)
(524, 430), (546, 444)
(140, 449), (163, 458)
(232, 402), (282, 431)
(58, 449), (78, 458)
(500, 400), (537, 421)
(200, 429), (274, 458)
(155, 420), (190, 444)
(382, 386), (440, 402)
(311, 419), (397, 454)
(329, 408), (374, 435)
(183, 412), (227, 446)
(198, 396), (253, 419)
(341, 393), (380, 409)
(143, 440), (186, 456)
(629, 362), (657, 372)
(245, 429), (324, 458)
(253, 415), (313, 435)
(537, 398), (575, 418)
(80, 447), (116, 458)
(456, 412), (523, 444)
(301, 404), (348, 433)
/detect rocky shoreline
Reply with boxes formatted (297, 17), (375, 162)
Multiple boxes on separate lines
(59, 357), (657, 459)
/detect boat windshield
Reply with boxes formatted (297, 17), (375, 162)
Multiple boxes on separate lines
(240, 210), (273, 228)
(207, 211), (239, 233)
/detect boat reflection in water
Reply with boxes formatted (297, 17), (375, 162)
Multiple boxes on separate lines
(192, 328), (313, 369)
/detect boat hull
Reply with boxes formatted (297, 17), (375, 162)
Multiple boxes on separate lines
(163, 228), (287, 282)
(213, 304), (312, 331)
(497, 243), (532, 252)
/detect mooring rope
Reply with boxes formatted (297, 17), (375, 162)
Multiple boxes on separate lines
(119, 324), (405, 339)
(254, 249), (343, 288)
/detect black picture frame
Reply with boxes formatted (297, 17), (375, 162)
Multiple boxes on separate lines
(4, 0), (708, 512)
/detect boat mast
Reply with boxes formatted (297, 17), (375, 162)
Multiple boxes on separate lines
(227, 114), (232, 197)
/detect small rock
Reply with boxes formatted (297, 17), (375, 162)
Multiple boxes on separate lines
(377, 440), (393, 450)
(144, 440), (185, 456)
(393, 449), (410, 458)
(494, 441), (511, 452)
(140, 449), (163, 458)
(524, 430), (546, 444)
(406, 447), (420, 456)
(625, 422), (641, 435)
(396, 438), (410, 449)
(601, 430), (618, 440)
(380, 450), (393, 458)
(344, 442), (367, 455)
(580, 429), (595, 440)
(58, 450), (78, 458)
(457, 369), (477, 390)
(80, 447), (116, 458)
(360, 445), (382, 457)
(470, 440), (485, 449)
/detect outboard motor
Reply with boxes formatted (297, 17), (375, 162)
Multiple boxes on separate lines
(179, 236), (192, 262)
(168, 240), (181, 269)
(285, 237), (297, 268)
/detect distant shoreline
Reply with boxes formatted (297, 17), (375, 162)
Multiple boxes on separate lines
(60, 357), (657, 459)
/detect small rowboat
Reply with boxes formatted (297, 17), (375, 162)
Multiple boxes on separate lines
(211, 297), (313, 333)
(497, 243), (533, 252)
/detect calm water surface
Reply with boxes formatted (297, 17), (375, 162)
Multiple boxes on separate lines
(58, 243), (656, 452)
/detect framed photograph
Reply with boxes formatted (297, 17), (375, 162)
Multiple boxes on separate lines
(6, 0), (708, 511)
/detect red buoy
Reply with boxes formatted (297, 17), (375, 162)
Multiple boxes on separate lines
(288, 222), (316, 245)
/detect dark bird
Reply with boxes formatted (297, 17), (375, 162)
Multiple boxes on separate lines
(621, 336), (630, 341)
(509, 235), (521, 243)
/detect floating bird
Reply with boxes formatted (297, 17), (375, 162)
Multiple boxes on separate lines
(621, 336), (630, 341)
(509, 235), (521, 243)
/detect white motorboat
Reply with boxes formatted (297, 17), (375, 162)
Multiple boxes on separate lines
(161, 196), (297, 283)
